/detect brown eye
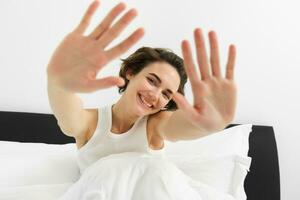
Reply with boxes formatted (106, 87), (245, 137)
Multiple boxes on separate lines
(147, 77), (155, 85)
(163, 93), (170, 100)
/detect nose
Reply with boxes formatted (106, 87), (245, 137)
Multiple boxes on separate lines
(148, 91), (158, 100)
(145, 90), (160, 104)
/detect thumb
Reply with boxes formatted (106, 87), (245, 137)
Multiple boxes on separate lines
(172, 92), (192, 113)
(87, 76), (125, 92)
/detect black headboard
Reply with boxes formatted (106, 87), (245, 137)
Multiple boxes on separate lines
(227, 124), (281, 200)
(0, 111), (75, 144)
(0, 110), (280, 200)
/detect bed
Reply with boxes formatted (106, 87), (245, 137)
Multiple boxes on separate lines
(0, 110), (280, 200)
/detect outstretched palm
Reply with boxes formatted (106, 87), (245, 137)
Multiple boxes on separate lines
(47, 0), (144, 93)
(172, 29), (237, 132)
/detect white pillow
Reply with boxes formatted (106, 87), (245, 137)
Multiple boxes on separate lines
(166, 154), (251, 199)
(164, 124), (252, 157)
(164, 124), (253, 200)
(0, 142), (80, 187)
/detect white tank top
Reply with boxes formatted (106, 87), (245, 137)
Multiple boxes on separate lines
(76, 103), (166, 174)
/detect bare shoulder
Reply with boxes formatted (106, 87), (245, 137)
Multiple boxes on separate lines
(148, 111), (174, 130)
(147, 111), (174, 146)
(75, 108), (99, 149)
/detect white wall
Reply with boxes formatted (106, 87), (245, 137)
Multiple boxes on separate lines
(0, 0), (299, 199)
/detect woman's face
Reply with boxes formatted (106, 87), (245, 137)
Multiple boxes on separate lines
(124, 62), (181, 116)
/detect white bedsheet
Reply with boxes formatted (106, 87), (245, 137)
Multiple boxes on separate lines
(57, 152), (236, 200)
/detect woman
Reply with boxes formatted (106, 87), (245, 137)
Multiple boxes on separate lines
(47, 0), (237, 181)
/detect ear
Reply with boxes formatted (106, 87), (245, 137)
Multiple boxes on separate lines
(125, 69), (134, 80)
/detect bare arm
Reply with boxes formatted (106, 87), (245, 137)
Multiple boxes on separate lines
(47, 82), (87, 137)
(46, 0), (144, 138)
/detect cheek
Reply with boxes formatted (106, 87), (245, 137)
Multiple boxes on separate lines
(139, 79), (153, 90)
(128, 79), (149, 92)
(162, 99), (170, 107)
(157, 97), (169, 108)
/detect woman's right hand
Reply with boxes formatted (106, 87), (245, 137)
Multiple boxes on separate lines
(47, 0), (144, 93)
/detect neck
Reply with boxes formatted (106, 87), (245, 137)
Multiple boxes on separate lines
(111, 98), (141, 134)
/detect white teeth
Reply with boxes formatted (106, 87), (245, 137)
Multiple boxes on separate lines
(140, 94), (152, 108)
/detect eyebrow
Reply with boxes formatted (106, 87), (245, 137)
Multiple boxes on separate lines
(148, 73), (173, 95)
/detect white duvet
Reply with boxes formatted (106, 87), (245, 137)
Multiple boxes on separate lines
(0, 152), (240, 200)
(57, 152), (235, 200)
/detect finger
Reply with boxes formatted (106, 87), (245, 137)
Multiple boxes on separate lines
(73, 0), (100, 35)
(87, 76), (125, 92)
(208, 31), (222, 78)
(225, 44), (236, 80)
(97, 8), (138, 49)
(105, 28), (144, 61)
(194, 28), (210, 80)
(181, 40), (199, 83)
(89, 2), (126, 39)
(172, 92), (195, 114)
(181, 40), (203, 103)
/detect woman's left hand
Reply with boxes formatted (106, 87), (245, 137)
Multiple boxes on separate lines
(172, 28), (237, 132)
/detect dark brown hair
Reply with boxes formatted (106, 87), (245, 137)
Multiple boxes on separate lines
(118, 47), (187, 112)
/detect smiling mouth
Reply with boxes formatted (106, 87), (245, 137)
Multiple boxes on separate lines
(138, 93), (153, 110)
